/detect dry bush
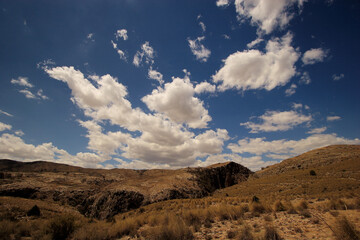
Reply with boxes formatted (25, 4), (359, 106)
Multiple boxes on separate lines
(73, 222), (111, 240)
(273, 201), (286, 212)
(263, 215), (273, 222)
(110, 216), (144, 238)
(250, 202), (267, 215)
(334, 216), (360, 240)
(237, 226), (254, 240)
(0, 220), (15, 240)
(298, 209), (311, 218)
(286, 202), (298, 214)
(328, 199), (348, 210)
(263, 226), (283, 240)
(144, 214), (193, 240)
(45, 214), (76, 240)
(296, 200), (308, 211)
(227, 229), (236, 239)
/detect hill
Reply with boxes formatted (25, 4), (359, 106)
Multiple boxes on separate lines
(0, 160), (251, 220)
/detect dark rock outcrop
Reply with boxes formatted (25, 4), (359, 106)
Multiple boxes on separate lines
(78, 190), (144, 220)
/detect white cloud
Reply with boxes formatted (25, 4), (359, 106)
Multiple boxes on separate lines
(302, 48), (327, 65)
(115, 29), (128, 41)
(111, 40), (127, 61)
(45, 66), (229, 167)
(87, 33), (95, 41)
(18, 89), (48, 100)
(285, 83), (297, 96)
(213, 33), (299, 92)
(148, 67), (164, 85)
(247, 37), (264, 48)
(240, 109), (312, 133)
(300, 71), (311, 84)
(307, 127), (327, 134)
(199, 21), (206, 32)
(0, 132), (108, 168)
(216, 0), (230, 7)
(37, 89), (49, 100)
(194, 153), (277, 171)
(37, 59), (56, 70)
(332, 73), (344, 81)
(223, 34), (231, 40)
(194, 82), (216, 94)
(188, 36), (211, 62)
(11, 77), (33, 88)
(0, 109), (13, 117)
(235, 0), (307, 35)
(0, 122), (12, 132)
(11, 77), (48, 100)
(142, 75), (212, 128)
(15, 130), (24, 136)
(228, 134), (360, 156)
(327, 116), (341, 121)
(19, 89), (37, 99)
(133, 41), (155, 67)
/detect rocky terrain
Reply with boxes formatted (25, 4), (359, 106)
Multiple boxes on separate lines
(0, 160), (252, 220)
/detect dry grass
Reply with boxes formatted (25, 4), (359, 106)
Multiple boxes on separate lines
(263, 226), (283, 240)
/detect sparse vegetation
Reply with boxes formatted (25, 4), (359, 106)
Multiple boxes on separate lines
(334, 216), (360, 240)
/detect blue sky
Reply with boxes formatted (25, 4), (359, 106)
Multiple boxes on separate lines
(0, 0), (359, 170)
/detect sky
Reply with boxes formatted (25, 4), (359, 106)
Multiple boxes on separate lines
(0, 0), (359, 171)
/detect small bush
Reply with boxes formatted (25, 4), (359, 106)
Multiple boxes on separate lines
(237, 226), (254, 240)
(144, 215), (193, 240)
(309, 170), (316, 176)
(46, 215), (76, 240)
(0, 220), (15, 240)
(264, 226), (283, 240)
(227, 230), (236, 239)
(335, 217), (360, 240)
(250, 202), (266, 215)
(273, 201), (286, 212)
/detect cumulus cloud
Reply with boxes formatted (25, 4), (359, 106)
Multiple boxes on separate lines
(235, 0), (307, 35)
(194, 82), (216, 94)
(327, 116), (341, 121)
(142, 75), (212, 128)
(188, 36), (211, 62)
(133, 42), (155, 67)
(0, 122), (12, 132)
(228, 134), (360, 156)
(115, 29), (128, 41)
(285, 83), (297, 96)
(111, 40), (127, 61)
(240, 109), (312, 133)
(11, 77), (33, 88)
(216, 0), (230, 7)
(148, 67), (164, 85)
(44, 66), (228, 167)
(0, 109), (13, 117)
(332, 73), (344, 81)
(302, 48), (327, 65)
(213, 33), (299, 92)
(307, 127), (327, 134)
(0, 132), (107, 168)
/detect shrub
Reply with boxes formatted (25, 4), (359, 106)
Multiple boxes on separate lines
(335, 217), (360, 240)
(263, 226), (283, 240)
(0, 220), (15, 240)
(46, 215), (76, 240)
(227, 230), (236, 239)
(237, 226), (254, 240)
(273, 201), (286, 212)
(250, 202), (266, 215)
(309, 170), (316, 176)
(144, 215), (193, 240)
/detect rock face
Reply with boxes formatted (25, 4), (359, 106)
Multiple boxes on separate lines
(0, 160), (252, 220)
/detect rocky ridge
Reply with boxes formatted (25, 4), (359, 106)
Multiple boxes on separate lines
(0, 160), (252, 219)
